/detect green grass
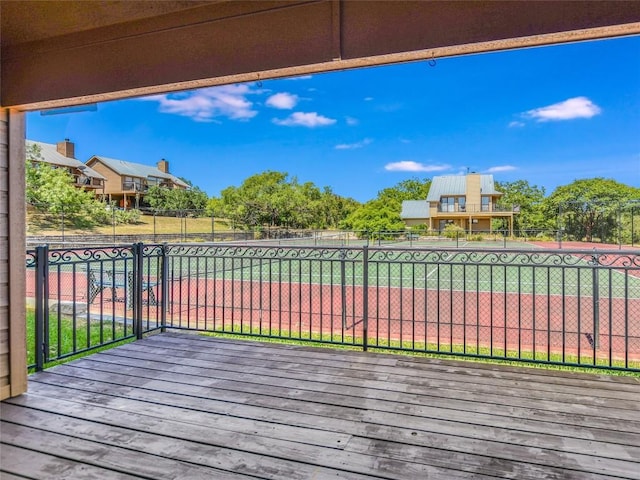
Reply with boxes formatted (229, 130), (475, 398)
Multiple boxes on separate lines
(196, 324), (640, 377)
(25, 306), (639, 377)
(26, 309), (134, 370)
(28, 212), (229, 236)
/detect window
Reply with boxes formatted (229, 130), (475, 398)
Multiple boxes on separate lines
(123, 176), (142, 191)
(481, 196), (490, 212)
(147, 176), (162, 187)
(458, 197), (466, 212)
(441, 197), (455, 212)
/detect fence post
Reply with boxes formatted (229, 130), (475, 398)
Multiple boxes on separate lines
(591, 252), (600, 349)
(362, 245), (369, 352)
(60, 207), (65, 246)
(633, 206), (636, 247)
(161, 243), (168, 333)
(133, 242), (144, 340)
(34, 245), (49, 371)
(340, 248), (347, 330)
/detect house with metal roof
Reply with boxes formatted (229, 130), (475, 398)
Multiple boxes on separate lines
(26, 139), (106, 194)
(86, 156), (188, 209)
(401, 173), (518, 234)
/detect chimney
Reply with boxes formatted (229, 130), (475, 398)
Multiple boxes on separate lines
(56, 138), (75, 158)
(157, 158), (169, 173)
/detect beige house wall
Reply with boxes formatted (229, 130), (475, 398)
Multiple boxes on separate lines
(86, 161), (127, 195)
(404, 219), (428, 228)
(466, 173), (481, 207)
(471, 218), (492, 232)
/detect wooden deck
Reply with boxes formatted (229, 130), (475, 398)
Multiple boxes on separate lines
(2, 333), (640, 479)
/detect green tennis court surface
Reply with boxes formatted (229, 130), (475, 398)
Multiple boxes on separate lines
(166, 248), (640, 299)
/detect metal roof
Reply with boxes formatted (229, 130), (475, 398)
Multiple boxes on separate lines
(89, 155), (189, 188)
(426, 174), (501, 202)
(400, 200), (430, 219)
(27, 140), (106, 180)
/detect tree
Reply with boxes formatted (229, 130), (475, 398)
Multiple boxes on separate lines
(209, 170), (356, 230)
(317, 187), (359, 229)
(494, 180), (549, 233)
(340, 199), (406, 235)
(341, 177), (431, 233)
(543, 178), (640, 242)
(377, 178), (432, 205)
(145, 184), (208, 214)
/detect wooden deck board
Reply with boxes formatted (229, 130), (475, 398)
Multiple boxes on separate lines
(104, 340), (640, 413)
(64, 355), (640, 446)
(2, 332), (640, 479)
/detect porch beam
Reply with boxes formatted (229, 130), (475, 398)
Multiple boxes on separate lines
(2, 1), (639, 110)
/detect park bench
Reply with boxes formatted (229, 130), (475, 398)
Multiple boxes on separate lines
(88, 268), (158, 307)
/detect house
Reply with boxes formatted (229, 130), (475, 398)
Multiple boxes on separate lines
(85, 156), (189, 209)
(401, 173), (518, 234)
(26, 139), (106, 194)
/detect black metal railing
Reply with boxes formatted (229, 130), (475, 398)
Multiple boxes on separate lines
(437, 203), (516, 213)
(26, 243), (164, 370)
(27, 243), (640, 371)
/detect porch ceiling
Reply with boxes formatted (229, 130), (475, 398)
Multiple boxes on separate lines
(2, 1), (640, 109)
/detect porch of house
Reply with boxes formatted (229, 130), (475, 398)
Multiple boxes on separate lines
(2, 332), (639, 479)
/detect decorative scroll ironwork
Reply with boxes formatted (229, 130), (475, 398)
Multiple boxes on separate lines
(26, 250), (36, 268)
(367, 247), (640, 269)
(45, 246), (134, 266)
(165, 244), (365, 262)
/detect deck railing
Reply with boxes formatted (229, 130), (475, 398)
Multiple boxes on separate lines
(436, 203), (517, 213)
(26, 242), (640, 371)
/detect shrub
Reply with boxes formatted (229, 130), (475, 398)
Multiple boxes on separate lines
(442, 224), (465, 239)
(114, 208), (141, 225)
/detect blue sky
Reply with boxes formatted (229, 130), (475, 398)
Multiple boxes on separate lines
(27, 36), (640, 203)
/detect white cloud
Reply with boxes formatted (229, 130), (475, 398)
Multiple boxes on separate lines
(335, 138), (373, 150)
(345, 116), (359, 126)
(524, 96), (601, 122)
(141, 85), (258, 122)
(384, 161), (451, 172)
(509, 121), (525, 128)
(486, 165), (517, 173)
(266, 92), (299, 110)
(273, 112), (336, 127)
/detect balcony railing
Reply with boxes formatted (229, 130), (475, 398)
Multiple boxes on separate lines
(26, 243), (640, 372)
(73, 176), (103, 188)
(437, 203), (518, 213)
(122, 181), (144, 192)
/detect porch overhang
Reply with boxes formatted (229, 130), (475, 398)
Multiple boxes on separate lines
(2, 1), (640, 110)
